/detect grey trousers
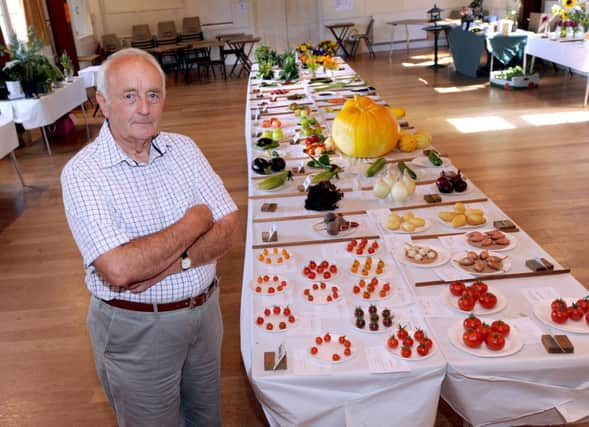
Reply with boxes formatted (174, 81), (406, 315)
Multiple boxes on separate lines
(87, 290), (223, 427)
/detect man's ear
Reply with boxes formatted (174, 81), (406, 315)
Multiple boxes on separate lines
(96, 91), (110, 119)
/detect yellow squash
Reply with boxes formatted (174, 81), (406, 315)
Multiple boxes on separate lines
(332, 95), (400, 158)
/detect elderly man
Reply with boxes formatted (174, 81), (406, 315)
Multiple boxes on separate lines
(61, 48), (239, 426)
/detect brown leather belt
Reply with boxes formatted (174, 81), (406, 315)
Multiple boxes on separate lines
(102, 278), (218, 312)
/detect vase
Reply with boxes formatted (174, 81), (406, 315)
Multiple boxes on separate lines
(64, 68), (74, 83)
(5, 80), (24, 99)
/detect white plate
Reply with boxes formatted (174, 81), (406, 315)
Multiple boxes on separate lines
(395, 244), (450, 268)
(410, 155), (451, 169)
(255, 306), (297, 333)
(533, 299), (589, 334)
(380, 216), (432, 234)
(312, 220), (360, 238)
(464, 230), (518, 252)
(308, 334), (357, 364)
(385, 334), (437, 361)
(441, 286), (507, 316)
(350, 277), (395, 302)
(450, 251), (512, 276)
(351, 304), (395, 334)
(430, 183), (472, 197)
(302, 283), (343, 305)
(249, 275), (289, 296)
(448, 321), (523, 358)
(301, 261), (341, 282)
(343, 239), (382, 257)
(349, 258), (387, 278)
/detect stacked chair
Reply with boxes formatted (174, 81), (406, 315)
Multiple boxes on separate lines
(131, 24), (154, 49)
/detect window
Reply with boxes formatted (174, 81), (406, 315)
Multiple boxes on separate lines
(0, 0), (28, 42)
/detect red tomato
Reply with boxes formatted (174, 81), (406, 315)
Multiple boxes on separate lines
(387, 336), (399, 349)
(266, 323), (273, 330)
(400, 346), (412, 358)
(308, 272), (316, 280)
(475, 323), (492, 339)
(485, 332), (506, 351)
(283, 307), (291, 316)
(256, 317), (264, 325)
(288, 315), (296, 323)
(414, 329), (425, 342)
(568, 304), (584, 321)
(463, 314), (482, 330)
(332, 353), (341, 361)
(309, 261), (317, 269)
(323, 272), (331, 280)
(458, 294), (476, 312)
(449, 281), (466, 296)
(344, 347), (352, 357)
(396, 326), (409, 340)
(551, 298), (566, 311)
(471, 281), (488, 295)
(320, 260), (329, 268)
(462, 328), (483, 348)
(551, 306), (568, 324)
(491, 320), (510, 337)
(264, 308), (271, 316)
(315, 336), (323, 345)
(353, 286), (361, 294)
(421, 337), (433, 350)
(338, 335), (346, 344)
(465, 287), (480, 302)
(478, 292), (498, 309)
(416, 343), (429, 357)
(310, 346), (318, 355)
(576, 297), (589, 313)
(273, 306), (281, 314)
(324, 333), (332, 342)
(329, 265), (337, 273)
(303, 267), (311, 275)
(312, 283), (319, 290)
(402, 337), (414, 347)
(279, 322), (287, 330)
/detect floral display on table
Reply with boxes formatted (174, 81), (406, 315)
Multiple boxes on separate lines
(296, 40), (339, 72)
(552, 0), (589, 37)
(59, 51), (74, 82)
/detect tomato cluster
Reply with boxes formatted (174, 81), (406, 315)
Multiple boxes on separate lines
(462, 315), (510, 351)
(303, 282), (341, 303)
(449, 281), (497, 311)
(387, 325), (434, 358)
(270, 89), (289, 95)
(256, 305), (296, 331)
(254, 274), (288, 294)
(352, 277), (391, 300)
(261, 117), (282, 129)
(346, 239), (380, 256)
(350, 257), (385, 276)
(303, 260), (338, 280)
(310, 333), (353, 361)
(550, 297), (589, 325)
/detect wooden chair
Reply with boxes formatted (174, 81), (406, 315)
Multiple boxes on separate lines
(182, 16), (201, 34)
(348, 17), (375, 58)
(131, 24), (154, 49)
(102, 34), (121, 56)
(158, 21), (178, 44)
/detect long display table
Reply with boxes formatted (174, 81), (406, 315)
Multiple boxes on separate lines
(240, 60), (589, 426)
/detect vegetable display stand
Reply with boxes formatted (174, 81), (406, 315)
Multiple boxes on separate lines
(490, 71), (540, 90)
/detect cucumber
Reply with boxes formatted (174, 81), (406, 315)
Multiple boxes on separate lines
(365, 158), (386, 177)
(428, 151), (443, 166)
(398, 161), (417, 180)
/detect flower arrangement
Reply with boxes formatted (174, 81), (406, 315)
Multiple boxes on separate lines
(552, 0), (589, 36)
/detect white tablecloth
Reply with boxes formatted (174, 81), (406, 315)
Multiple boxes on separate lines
(526, 34), (589, 106)
(0, 77), (88, 129)
(78, 65), (101, 89)
(0, 118), (19, 159)
(240, 62), (589, 426)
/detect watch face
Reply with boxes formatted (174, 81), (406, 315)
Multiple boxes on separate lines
(181, 257), (191, 270)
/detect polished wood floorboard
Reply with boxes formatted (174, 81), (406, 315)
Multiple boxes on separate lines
(0, 50), (588, 427)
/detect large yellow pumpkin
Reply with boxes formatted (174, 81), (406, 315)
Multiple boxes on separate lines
(331, 95), (400, 158)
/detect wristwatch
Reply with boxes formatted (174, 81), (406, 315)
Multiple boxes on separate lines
(180, 251), (192, 270)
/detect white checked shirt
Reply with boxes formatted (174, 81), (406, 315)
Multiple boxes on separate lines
(61, 122), (237, 303)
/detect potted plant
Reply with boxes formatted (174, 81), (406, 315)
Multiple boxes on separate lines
(60, 51), (74, 82)
(2, 28), (63, 98)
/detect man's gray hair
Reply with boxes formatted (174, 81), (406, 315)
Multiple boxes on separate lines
(97, 47), (166, 102)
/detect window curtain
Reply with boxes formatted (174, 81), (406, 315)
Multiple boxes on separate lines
(23, 0), (50, 44)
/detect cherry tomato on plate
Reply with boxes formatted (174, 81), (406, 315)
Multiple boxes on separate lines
(387, 336), (399, 349)
(449, 281), (466, 296)
(417, 343), (430, 357)
(458, 293), (475, 311)
(568, 303), (584, 321)
(396, 325), (409, 340)
(421, 336), (434, 350)
(463, 314), (482, 330)
(485, 332), (506, 351)
(400, 346), (412, 358)
(478, 292), (498, 310)
(551, 298), (566, 312)
(463, 328), (483, 348)
(475, 323), (492, 339)
(551, 306), (569, 324)
(491, 320), (510, 337)
(414, 329), (425, 342)
(576, 296), (589, 313)
(471, 281), (488, 295)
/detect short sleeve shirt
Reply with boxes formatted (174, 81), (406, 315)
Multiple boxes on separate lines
(61, 122), (237, 303)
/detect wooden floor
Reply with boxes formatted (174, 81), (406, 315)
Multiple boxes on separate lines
(1, 49), (588, 427)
